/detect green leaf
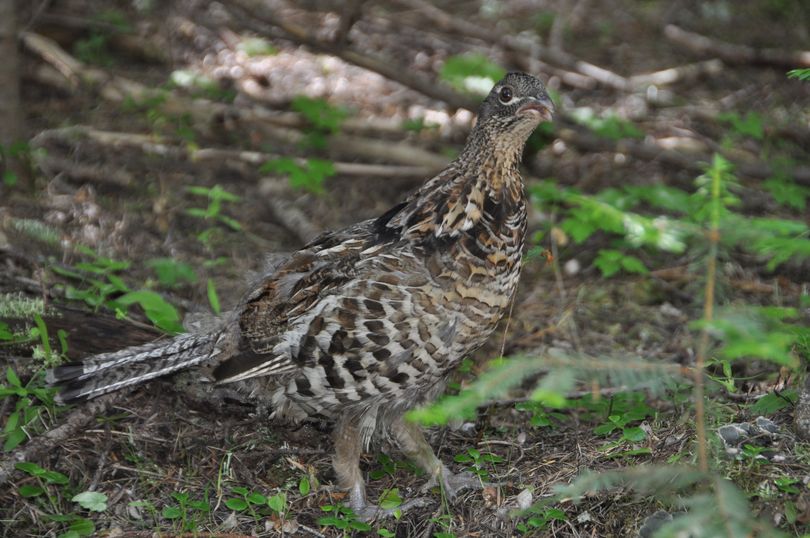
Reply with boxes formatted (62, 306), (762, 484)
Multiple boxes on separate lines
(763, 177), (808, 211)
(350, 520), (373, 531)
(69, 517), (95, 536)
(594, 249), (622, 277)
(6, 367), (21, 388)
(788, 68), (810, 81)
(207, 278), (220, 315)
(247, 491), (267, 505)
(299, 476), (311, 496)
(291, 96), (348, 134)
(622, 426), (647, 442)
(785, 500), (798, 524)
(4, 411), (19, 433)
(116, 290), (183, 334)
(185, 207), (209, 219)
(161, 505), (182, 519)
(267, 493), (286, 513)
(19, 484), (45, 497)
(15, 462), (44, 475)
(620, 255), (648, 274)
(72, 491), (108, 512)
(3, 170), (18, 187)
(224, 498), (248, 511)
(440, 54), (506, 94)
(147, 258), (198, 288)
(718, 112), (764, 140)
(42, 470), (70, 484)
(748, 390), (796, 415)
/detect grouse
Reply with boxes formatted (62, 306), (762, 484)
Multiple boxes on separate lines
(47, 72), (554, 517)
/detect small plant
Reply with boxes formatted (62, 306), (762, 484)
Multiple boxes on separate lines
(161, 490), (210, 532)
(787, 68), (810, 80)
(183, 186), (226, 215)
(260, 157), (336, 195)
(14, 462), (101, 537)
(222, 486), (289, 529)
(317, 504), (372, 534)
(453, 448), (503, 480)
(514, 401), (565, 428)
(717, 111), (765, 140)
(185, 185), (243, 248)
(516, 505), (567, 533)
(576, 392), (655, 442)
(0, 140), (40, 187)
(52, 246), (183, 334)
(1, 365), (58, 452)
(291, 96), (348, 148)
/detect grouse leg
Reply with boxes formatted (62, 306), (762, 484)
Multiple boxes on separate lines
(389, 416), (482, 502)
(334, 416), (430, 521)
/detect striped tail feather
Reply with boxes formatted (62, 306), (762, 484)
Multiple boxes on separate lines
(46, 332), (219, 404)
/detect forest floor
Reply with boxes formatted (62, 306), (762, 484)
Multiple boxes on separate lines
(1, 0), (809, 537)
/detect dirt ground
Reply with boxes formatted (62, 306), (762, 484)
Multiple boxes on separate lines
(1, 0), (810, 536)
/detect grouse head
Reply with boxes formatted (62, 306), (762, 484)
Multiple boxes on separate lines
(475, 72), (554, 143)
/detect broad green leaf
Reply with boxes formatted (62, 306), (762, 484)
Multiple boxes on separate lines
(72, 491), (108, 512)
(224, 498), (248, 511)
(116, 290), (183, 334)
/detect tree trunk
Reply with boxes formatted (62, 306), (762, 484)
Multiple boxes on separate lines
(0, 0), (27, 188)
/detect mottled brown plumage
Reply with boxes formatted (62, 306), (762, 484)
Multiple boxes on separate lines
(48, 72), (553, 517)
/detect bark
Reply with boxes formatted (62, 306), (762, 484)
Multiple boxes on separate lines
(0, 0), (26, 187)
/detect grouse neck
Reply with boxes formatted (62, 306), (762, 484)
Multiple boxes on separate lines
(455, 120), (529, 199)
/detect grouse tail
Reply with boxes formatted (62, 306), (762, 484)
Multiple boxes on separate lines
(46, 332), (219, 404)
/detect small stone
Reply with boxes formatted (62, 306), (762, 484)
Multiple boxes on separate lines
(516, 488), (533, 510)
(755, 416), (779, 435)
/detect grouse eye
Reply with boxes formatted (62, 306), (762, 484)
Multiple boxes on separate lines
(498, 86), (514, 104)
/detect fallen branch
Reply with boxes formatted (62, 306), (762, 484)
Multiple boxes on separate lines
(627, 59), (724, 88)
(557, 124), (810, 186)
(664, 24), (810, 68)
(23, 32), (451, 169)
(35, 153), (135, 187)
(32, 126), (443, 178)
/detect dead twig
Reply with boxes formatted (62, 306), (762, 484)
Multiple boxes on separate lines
(664, 24), (810, 68)
(23, 33), (451, 169)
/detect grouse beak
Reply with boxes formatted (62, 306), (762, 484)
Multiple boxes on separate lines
(517, 95), (554, 122)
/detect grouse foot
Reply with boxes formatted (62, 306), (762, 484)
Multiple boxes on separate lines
(423, 468), (484, 501)
(350, 496), (433, 521)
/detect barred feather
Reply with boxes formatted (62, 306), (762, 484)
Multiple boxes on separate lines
(47, 332), (219, 404)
